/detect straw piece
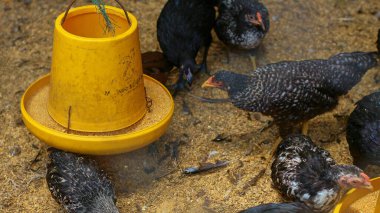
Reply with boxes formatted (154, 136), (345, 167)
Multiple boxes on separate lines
(91, 0), (116, 35)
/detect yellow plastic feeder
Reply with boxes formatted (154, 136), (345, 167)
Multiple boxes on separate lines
(20, 2), (174, 155)
(334, 177), (380, 213)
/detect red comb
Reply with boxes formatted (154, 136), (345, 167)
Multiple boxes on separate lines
(360, 172), (370, 182)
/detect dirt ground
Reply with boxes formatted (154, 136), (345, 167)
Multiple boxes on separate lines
(1, 0), (380, 212)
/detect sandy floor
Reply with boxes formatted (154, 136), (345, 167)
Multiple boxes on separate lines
(1, 0), (380, 212)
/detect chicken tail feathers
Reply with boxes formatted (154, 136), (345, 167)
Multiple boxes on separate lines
(331, 29), (380, 68)
(329, 51), (378, 73)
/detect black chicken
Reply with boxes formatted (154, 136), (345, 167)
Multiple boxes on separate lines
(346, 91), (380, 170)
(157, 0), (216, 94)
(271, 135), (373, 213)
(46, 148), (118, 213)
(215, 0), (270, 50)
(239, 202), (313, 213)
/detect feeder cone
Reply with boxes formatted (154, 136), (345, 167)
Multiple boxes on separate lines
(20, 5), (174, 155)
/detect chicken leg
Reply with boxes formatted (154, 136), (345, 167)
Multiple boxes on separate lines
(199, 45), (211, 75)
(170, 69), (191, 97)
(249, 55), (257, 71)
(302, 121), (309, 135)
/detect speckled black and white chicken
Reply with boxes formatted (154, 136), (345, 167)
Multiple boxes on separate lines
(239, 202), (313, 213)
(271, 135), (373, 213)
(215, 0), (270, 50)
(46, 148), (118, 213)
(346, 91), (380, 170)
(202, 44), (379, 137)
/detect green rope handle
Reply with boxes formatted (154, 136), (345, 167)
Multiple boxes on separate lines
(61, 0), (131, 35)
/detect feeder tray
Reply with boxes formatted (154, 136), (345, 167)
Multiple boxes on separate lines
(21, 74), (174, 155)
(20, 4), (174, 155)
(334, 177), (380, 213)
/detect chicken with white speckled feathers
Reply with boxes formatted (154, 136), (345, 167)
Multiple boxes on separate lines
(46, 148), (118, 213)
(215, 0), (269, 50)
(202, 30), (380, 138)
(271, 135), (373, 213)
(239, 202), (313, 213)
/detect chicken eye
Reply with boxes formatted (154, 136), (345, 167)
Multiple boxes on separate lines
(247, 14), (255, 20)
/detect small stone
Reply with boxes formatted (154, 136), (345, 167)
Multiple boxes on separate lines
(11, 25), (22, 33)
(212, 134), (231, 142)
(9, 145), (21, 156)
(208, 150), (219, 158)
(22, 0), (32, 5)
(192, 118), (201, 126)
(15, 117), (24, 126)
(31, 144), (39, 149)
(271, 15), (280, 22)
(179, 133), (189, 143)
(182, 100), (192, 116)
(375, 11), (380, 20)
(142, 161), (155, 174)
(4, 5), (11, 11)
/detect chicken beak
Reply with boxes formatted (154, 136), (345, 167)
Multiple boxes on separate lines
(360, 172), (374, 190)
(250, 12), (266, 31)
(363, 184), (374, 191)
(202, 76), (217, 88)
(184, 68), (193, 86)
